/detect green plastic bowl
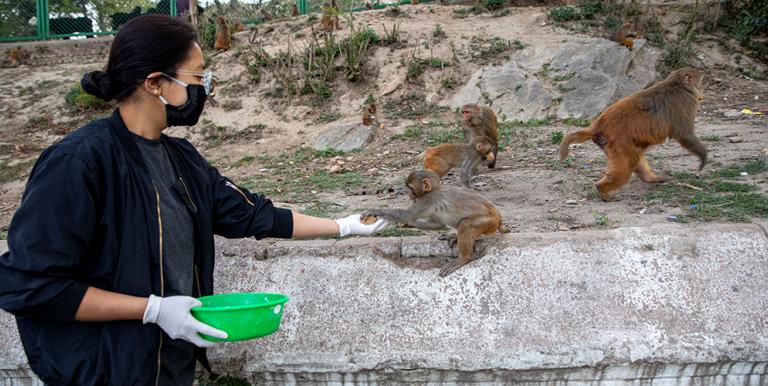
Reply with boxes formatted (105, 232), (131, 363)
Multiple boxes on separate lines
(191, 292), (289, 342)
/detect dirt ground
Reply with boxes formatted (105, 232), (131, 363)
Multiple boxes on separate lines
(1, 4), (767, 239)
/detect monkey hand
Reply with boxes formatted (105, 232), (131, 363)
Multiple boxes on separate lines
(335, 213), (388, 237)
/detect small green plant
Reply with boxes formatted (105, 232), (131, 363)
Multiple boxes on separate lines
(64, 84), (112, 111)
(391, 125), (424, 141)
(701, 134), (721, 142)
(550, 130), (564, 144)
(552, 72), (575, 82)
(595, 213), (609, 226)
(317, 112), (341, 123)
(483, 0), (504, 12)
(313, 148), (347, 158)
(432, 23), (446, 39)
(221, 99), (243, 111)
(425, 128), (464, 146)
(549, 6), (579, 22)
(382, 22), (402, 47)
(562, 118), (591, 127)
(406, 59), (424, 80)
(441, 76), (457, 89)
(492, 8), (511, 17)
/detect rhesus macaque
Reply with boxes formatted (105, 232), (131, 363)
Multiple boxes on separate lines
(362, 170), (509, 277)
(8, 48), (31, 67)
(559, 67), (707, 201)
(214, 16), (231, 51)
(291, 3), (300, 17)
(412, 0), (420, 4)
(261, 8), (273, 21)
(366, 2), (373, 9)
(461, 103), (499, 168)
(320, 2), (335, 32)
(616, 21), (635, 50)
(331, 0), (340, 30)
(424, 139), (495, 187)
(362, 103), (384, 128)
(233, 19), (245, 32)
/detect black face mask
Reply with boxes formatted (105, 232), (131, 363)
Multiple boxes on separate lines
(159, 74), (208, 127)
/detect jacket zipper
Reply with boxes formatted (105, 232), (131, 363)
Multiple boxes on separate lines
(225, 180), (255, 206)
(178, 177), (203, 298)
(152, 183), (165, 386)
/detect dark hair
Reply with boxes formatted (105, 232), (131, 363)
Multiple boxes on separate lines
(81, 15), (198, 101)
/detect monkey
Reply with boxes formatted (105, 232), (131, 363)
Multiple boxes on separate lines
(412, 0), (419, 4)
(366, 1), (373, 9)
(8, 47), (31, 67)
(331, 0), (341, 30)
(362, 103), (384, 128)
(460, 103), (499, 169)
(291, 3), (300, 17)
(559, 67), (707, 202)
(616, 21), (635, 50)
(362, 170), (509, 277)
(260, 8), (273, 21)
(320, 2), (335, 32)
(214, 16), (231, 51)
(424, 138), (495, 188)
(233, 19), (245, 33)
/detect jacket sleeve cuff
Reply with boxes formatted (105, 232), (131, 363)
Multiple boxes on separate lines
(47, 281), (89, 321)
(268, 208), (293, 239)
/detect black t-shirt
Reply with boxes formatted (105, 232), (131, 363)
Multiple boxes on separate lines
(133, 133), (196, 385)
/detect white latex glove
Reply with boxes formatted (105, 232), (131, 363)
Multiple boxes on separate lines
(143, 295), (228, 348)
(335, 213), (388, 237)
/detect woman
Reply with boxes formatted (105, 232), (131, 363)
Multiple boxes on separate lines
(0, 14), (386, 385)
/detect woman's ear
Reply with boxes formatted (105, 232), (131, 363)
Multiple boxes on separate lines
(143, 72), (164, 96)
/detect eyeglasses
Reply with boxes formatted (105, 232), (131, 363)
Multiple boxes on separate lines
(162, 70), (215, 95)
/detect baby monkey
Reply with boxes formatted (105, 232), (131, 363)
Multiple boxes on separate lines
(363, 170), (508, 277)
(424, 138), (495, 187)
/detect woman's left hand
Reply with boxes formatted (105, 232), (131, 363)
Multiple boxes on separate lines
(335, 214), (388, 237)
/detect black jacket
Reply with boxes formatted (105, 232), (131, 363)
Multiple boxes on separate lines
(0, 110), (293, 385)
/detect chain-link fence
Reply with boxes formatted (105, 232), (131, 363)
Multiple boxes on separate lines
(0, 0), (180, 42)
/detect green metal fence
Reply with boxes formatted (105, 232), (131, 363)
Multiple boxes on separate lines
(0, 0), (177, 43)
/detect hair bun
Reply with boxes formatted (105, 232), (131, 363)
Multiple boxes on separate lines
(81, 70), (114, 101)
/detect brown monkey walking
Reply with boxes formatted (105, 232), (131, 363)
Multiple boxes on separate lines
(616, 21), (635, 50)
(214, 16), (231, 51)
(461, 104), (499, 168)
(559, 67), (707, 201)
(291, 4), (300, 17)
(320, 2), (335, 32)
(362, 170), (509, 277)
(331, 0), (340, 30)
(424, 139), (495, 188)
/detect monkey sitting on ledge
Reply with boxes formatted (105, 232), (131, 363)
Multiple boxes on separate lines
(363, 170), (509, 277)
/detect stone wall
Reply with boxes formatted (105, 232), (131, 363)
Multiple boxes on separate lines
(1, 223), (767, 384)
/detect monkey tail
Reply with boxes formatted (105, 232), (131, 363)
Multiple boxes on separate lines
(559, 128), (595, 161)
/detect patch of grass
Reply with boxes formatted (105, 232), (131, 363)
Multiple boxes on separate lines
(714, 159), (768, 178)
(701, 134), (721, 142)
(483, 0), (504, 11)
(233, 155), (256, 167)
(557, 84), (576, 93)
(549, 131), (564, 144)
(0, 230), (7, 241)
(0, 158), (37, 184)
(562, 118), (591, 127)
(221, 99), (243, 111)
(317, 112), (341, 123)
(595, 213), (609, 226)
(390, 125), (424, 141)
(643, 160), (768, 222)
(301, 200), (345, 218)
(432, 23), (446, 40)
(552, 72), (575, 82)
(306, 170), (365, 190)
(382, 22), (403, 47)
(549, 6), (579, 22)
(383, 93), (448, 120)
(441, 76), (457, 90)
(469, 36), (509, 62)
(375, 227), (426, 237)
(406, 59), (425, 80)
(313, 148), (348, 158)
(64, 83), (113, 112)
(453, 6), (484, 18)
(492, 8), (511, 17)
(425, 127), (464, 146)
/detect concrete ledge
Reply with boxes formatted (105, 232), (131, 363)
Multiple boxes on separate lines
(1, 223), (767, 384)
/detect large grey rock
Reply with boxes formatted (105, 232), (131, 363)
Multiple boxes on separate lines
(450, 37), (660, 121)
(313, 122), (375, 152)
